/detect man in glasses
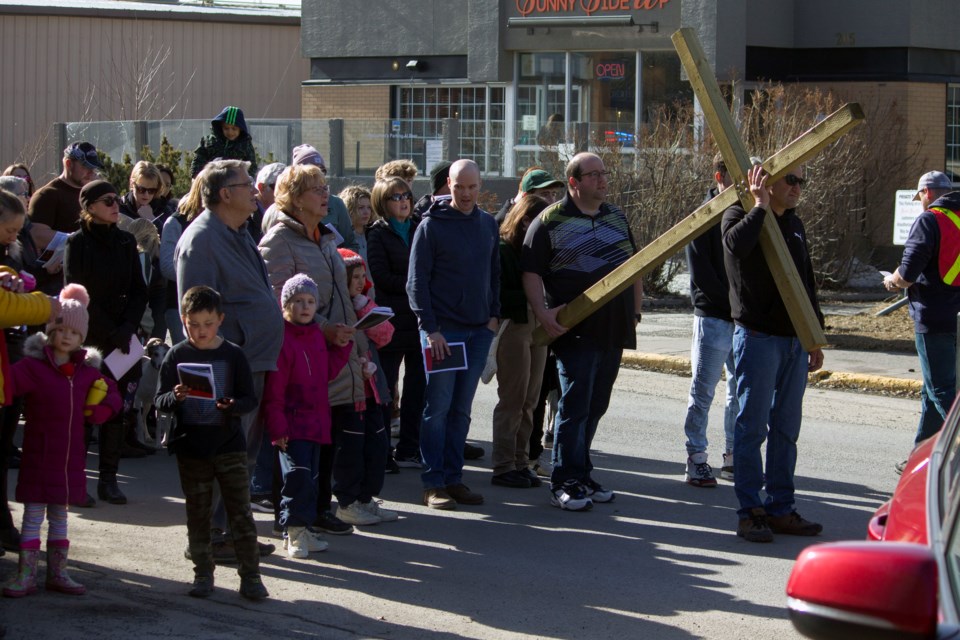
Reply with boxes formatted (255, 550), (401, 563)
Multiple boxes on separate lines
(28, 142), (104, 294)
(252, 162), (285, 245)
(884, 170), (960, 470)
(521, 152), (642, 512)
(722, 163), (824, 543)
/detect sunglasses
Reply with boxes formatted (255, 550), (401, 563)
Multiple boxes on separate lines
(388, 192), (414, 201)
(96, 195), (119, 207)
(134, 184), (159, 196)
(784, 175), (806, 187)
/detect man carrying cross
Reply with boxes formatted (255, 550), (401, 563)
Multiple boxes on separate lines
(723, 163), (825, 543)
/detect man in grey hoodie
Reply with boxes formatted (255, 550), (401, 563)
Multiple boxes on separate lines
(175, 159), (283, 558)
(407, 159), (500, 510)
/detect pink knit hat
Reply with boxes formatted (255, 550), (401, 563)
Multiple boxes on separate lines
(47, 283), (90, 340)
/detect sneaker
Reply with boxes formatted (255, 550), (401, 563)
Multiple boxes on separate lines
(737, 507), (774, 543)
(313, 511), (354, 536)
(583, 478), (615, 503)
(303, 527), (329, 552)
(395, 452), (423, 468)
(385, 457), (400, 474)
(337, 502), (381, 526)
(767, 510), (823, 536)
(721, 452), (734, 481)
(286, 527), (309, 559)
(529, 453), (552, 478)
(422, 488), (457, 510)
(463, 443), (485, 460)
(894, 459), (907, 476)
(685, 452), (718, 488)
(188, 574), (214, 598)
(518, 467), (543, 488)
(550, 480), (593, 511)
(363, 500), (399, 522)
(239, 575), (269, 601)
(491, 470), (532, 488)
(445, 483), (484, 505)
(250, 497), (274, 513)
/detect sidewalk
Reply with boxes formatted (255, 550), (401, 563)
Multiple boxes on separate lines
(626, 306), (922, 397)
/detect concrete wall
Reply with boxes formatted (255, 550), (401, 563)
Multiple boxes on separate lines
(0, 9), (307, 181)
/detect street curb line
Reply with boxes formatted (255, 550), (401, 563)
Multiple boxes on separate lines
(621, 352), (922, 398)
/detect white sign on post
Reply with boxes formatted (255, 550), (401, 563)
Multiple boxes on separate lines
(893, 190), (924, 245)
(522, 115), (538, 131)
(425, 139), (443, 175)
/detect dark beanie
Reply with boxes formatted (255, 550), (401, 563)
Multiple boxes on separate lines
(79, 180), (117, 210)
(429, 161), (452, 195)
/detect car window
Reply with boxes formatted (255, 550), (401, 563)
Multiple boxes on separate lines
(940, 410), (960, 522)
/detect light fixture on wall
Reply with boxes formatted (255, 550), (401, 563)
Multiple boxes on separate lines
(406, 59), (422, 71)
(391, 60), (400, 72)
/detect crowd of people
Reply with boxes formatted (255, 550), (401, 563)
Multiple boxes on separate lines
(0, 104), (954, 610)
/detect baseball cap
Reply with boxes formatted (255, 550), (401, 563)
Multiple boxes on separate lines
(256, 162), (286, 187)
(64, 142), (104, 171)
(521, 169), (563, 193)
(913, 171), (953, 201)
(291, 144), (325, 169)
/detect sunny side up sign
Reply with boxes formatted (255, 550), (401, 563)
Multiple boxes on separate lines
(515, 0), (670, 17)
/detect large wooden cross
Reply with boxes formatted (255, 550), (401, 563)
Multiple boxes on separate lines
(532, 28), (864, 351)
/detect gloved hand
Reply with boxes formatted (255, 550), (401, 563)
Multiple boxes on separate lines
(111, 325), (135, 353)
(85, 404), (114, 425)
(353, 294), (369, 311)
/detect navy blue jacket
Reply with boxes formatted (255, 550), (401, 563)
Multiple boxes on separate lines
(899, 191), (960, 333)
(406, 199), (500, 334)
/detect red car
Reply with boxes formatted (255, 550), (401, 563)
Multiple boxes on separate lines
(785, 405), (960, 639)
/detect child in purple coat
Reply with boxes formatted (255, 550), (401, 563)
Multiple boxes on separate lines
(262, 274), (351, 559)
(3, 284), (121, 598)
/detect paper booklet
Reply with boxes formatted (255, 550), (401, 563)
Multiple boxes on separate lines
(353, 306), (394, 331)
(103, 335), (145, 379)
(422, 341), (468, 373)
(37, 231), (69, 269)
(176, 363), (217, 401)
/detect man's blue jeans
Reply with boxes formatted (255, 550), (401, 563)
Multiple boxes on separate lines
(915, 332), (957, 444)
(551, 340), (623, 488)
(683, 315), (738, 456)
(419, 328), (494, 489)
(732, 326), (808, 519)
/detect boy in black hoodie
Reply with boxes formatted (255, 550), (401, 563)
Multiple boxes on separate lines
(190, 106), (258, 178)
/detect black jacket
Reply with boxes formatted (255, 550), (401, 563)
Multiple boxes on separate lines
(366, 216), (420, 351)
(64, 222), (148, 352)
(686, 187), (731, 320)
(721, 204), (823, 337)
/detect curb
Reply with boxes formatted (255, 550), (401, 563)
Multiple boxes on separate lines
(621, 352), (922, 398)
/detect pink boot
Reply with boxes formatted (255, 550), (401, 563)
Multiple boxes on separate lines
(45, 540), (85, 595)
(2, 539), (40, 598)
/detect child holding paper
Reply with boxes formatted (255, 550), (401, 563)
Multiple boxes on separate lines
(334, 249), (398, 525)
(4, 284), (121, 598)
(154, 286), (268, 601)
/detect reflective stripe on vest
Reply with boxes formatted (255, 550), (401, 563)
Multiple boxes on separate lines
(930, 206), (960, 286)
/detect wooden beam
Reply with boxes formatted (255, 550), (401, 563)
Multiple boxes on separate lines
(532, 103), (864, 346)
(672, 27), (829, 352)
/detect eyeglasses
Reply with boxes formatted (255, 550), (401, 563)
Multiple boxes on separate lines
(388, 192), (414, 201)
(784, 175), (806, 187)
(579, 170), (612, 180)
(96, 195), (119, 207)
(134, 184), (159, 196)
(224, 181), (255, 190)
(309, 185), (330, 195)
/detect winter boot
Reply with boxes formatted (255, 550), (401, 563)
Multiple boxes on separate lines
(2, 540), (40, 598)
(45, 540), (86, 595)
(97, 472), (127, 505)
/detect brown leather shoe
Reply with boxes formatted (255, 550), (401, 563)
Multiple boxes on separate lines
(767, 511), (823, 536)
(422, 488), (456, 510)
(445, 483), (484, 505)
(737, 507), (773, 543)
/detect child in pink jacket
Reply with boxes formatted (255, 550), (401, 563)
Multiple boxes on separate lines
(3, 284), (121, 598)
(262, 274), (351, 559)
(335, 249), (398, 526)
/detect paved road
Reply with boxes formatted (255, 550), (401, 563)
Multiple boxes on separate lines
(0, 367), (912, 639)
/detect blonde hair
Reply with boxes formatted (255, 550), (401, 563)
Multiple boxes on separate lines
(274, 164), (325, 214)
(375, 159), (418, 184)
(339, 185), (372, 228)
(117, 216), (160, 259)
(130, 161), (161, 188)
(178, 174), (206, 222)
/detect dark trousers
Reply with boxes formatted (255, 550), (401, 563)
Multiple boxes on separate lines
(277, 440), (320, 528)
(177, 451), (259, 579)
(529, 352), (559, 461)
(0, 399), (22, 530)
(379, 346), (425, 459)
(318, 403), (389, 513)
(95, 363), (142, 477)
